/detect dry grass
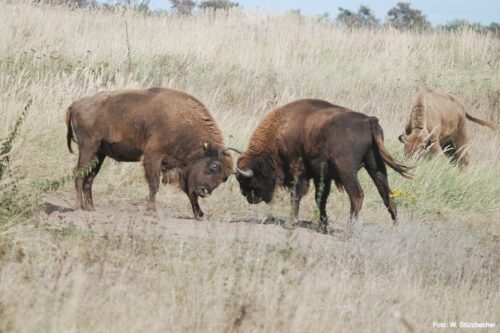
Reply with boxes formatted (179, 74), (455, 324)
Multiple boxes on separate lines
(0, 2), (499, 332)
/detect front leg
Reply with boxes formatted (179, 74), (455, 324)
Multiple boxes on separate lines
(290, 192), (301, 225)
(187, 192), (204, 219)
(289, 177), (309, 226)
(314, 177), (331, 234)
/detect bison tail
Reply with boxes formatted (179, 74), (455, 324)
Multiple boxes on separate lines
(465, 113), (496, 130)
(369, 117), (413, 179)
(65, 108), (75, 154)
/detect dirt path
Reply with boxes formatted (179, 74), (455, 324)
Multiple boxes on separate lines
(39, 196), (350, 249)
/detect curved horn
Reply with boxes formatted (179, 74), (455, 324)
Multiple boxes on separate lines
(220, 147), (243, 155)
(398, 133), (406, 143)
(236, 166), (254, 178)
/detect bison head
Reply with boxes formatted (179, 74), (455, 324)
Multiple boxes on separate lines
(399, 130), (434, 157)
(184, 142), (235, 198)
(235, 154), (277, 204)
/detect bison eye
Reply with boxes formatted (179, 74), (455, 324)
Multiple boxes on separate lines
(208, 161), (220, 173)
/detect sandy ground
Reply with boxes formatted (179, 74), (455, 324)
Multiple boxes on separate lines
(39, 195), (352, 248)
(39, 194), (500, 239)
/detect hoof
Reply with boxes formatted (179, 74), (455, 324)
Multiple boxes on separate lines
(145, 204), (157, 216)
(318, 224), (328, 234)
(77, 205), (95, 212)
(286, 218), (299, 229)
(318, 217), (329, 234)
(340, 228), (353, 241)
(193, 214), (204, 220)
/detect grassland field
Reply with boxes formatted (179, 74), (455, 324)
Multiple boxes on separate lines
(0, 2), (499, 332)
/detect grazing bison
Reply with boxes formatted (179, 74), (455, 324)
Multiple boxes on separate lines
(66, 87), (236, 218)
(399, 89), (496, 168)
(235, 99), (412, 234)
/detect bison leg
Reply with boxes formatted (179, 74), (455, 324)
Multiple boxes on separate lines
(367, 171), (398, 225)
(187, 192), (204, 219)
(314, 177), (331, 234)
(338, 171), (364, 239)
(428, 136), (443, 156)
(454, 129), (469, 170)
(290, 178), (309, 226)
(143, 155), (162, 215)
(458, 151), (470, 169)
(82, 151), (105, 211)
(74, 143), (100, 211)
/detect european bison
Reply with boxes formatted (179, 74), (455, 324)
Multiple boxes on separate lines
(235, 99), (412, 234)
(399, 89), (496, 168)
(66, 87), (236, 218)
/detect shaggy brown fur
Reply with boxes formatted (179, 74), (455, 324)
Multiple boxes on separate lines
(399, 88), (496, 168)
(236, 99), (411, 233)
(66, 87), (234, 218)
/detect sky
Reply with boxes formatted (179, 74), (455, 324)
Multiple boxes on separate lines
(148, 0), (500, 25)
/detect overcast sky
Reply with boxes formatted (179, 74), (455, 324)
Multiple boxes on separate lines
(147, 0), (499, 25)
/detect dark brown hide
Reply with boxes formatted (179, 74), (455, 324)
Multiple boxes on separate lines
(236, 99), (411, 233)
(66, 87), (233, 218)
(399, 89), (496, 168)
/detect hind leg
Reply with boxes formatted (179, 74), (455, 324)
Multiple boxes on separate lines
(454, 127), (469, 169)
(314, 177), (331, 234)
(337, 170), (364, 238)
(458, 151), (470, 169)
(74, 142), (100, 211)
(143, 154), (162, 215)
(365, 157), (398, 225)
(82, 151), (106, 211)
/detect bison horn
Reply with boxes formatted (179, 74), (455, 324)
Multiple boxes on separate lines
(221, 147), (242, 155)
(236, 167), (254, 178)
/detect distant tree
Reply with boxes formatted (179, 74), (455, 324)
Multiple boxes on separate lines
(319, 12), (330, 19)
(316, 12), (330, 22)
(387, 2), (431, 30)
(170, 0), (196, 15)
(487, 22), (500, 36)
(337, 7), (355, 24)
(198, 0), (238, 11)
(337, 5), (379, 28)
(441, 19), (485, 33)
(33, 0), (96, 7)
(135, 0), (150, 13)
(357, 5), (379, 26)
(288, 9), (302, 17)
(95, 0), (151, 12)
(438, 20), (500, 37)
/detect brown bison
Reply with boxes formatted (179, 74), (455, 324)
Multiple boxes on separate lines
(66, 87), (236, 218)
(399, 89), (496, 168)
(235, 99), (412, 233)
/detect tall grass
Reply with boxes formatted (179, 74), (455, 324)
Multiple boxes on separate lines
(0, 2), (498, 332)
(0, 98), (33, 223)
